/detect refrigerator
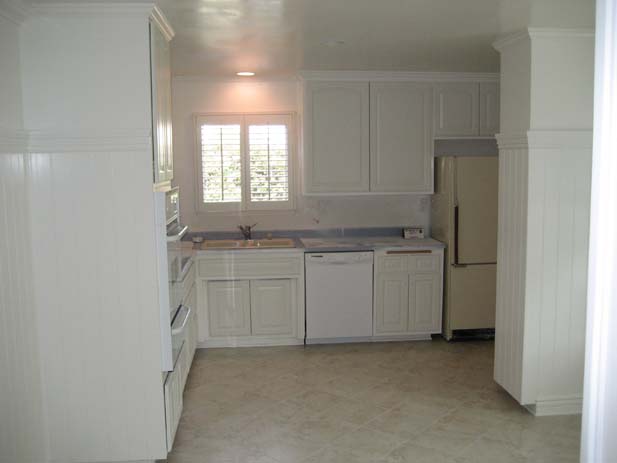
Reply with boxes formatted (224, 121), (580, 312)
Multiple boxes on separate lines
(431, 156), (498, 340)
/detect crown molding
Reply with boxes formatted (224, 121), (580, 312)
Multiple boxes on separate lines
(28, 129), (151, 153)
(493, 30), (530, 52)
(0, 126), (28, 154)
(29, 2), (156, 18)
(494, 27), (595, 51)
(0, 0), (28, 24)
(298, 70), (500, 83)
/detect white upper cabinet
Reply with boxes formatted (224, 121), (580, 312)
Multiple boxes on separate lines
(370, 82), (433, 193)
(150, 20), (174, 188)
(303, 81), (370, 193)
(479, 82), (501, 136)
(433, 83), (479, 137)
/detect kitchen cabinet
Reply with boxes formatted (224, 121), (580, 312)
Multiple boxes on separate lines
(374, 250), (444, 337)
(370, 82), (433, 193)
(185, 281), (198, 373)
(375, 274), (409, 333)
(433, 82), (500, 137)
(479, 82), (501, 136)
(409, 273), (441, 332)
(433, 83), (479, 137)
(164, 343), (184, 451)
(250, 279), (294, 336)
(206, 280), (252, 337)
(150, 19), (174, 188)
(197, 250), (304, 347)
(303, 81), (370, 193)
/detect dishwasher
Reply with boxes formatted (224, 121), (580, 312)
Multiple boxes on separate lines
(305, 252), (374, 344)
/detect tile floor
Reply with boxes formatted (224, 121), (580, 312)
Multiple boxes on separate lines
(165, 340), (580, 463)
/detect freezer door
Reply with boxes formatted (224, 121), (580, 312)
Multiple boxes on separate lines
(455, 157), (498, 264)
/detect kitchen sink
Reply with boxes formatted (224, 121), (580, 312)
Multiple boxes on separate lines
(201, 238), (295, 249)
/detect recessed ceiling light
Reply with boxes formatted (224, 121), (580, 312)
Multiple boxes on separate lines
(236, 71), (255, 76)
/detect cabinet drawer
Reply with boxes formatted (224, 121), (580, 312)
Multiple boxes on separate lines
(198, 255), (302, 279)
(377, 255), (408, 273)
(409, 255), (440, 272)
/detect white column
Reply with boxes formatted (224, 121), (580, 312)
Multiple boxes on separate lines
(582, 0), (617, 460)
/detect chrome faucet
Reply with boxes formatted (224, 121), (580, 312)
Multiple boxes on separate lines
(238, 223), (257, 240)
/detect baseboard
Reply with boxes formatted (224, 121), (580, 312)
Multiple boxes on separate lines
(198, 337), (304, 348)
(526, 395), (583, 416)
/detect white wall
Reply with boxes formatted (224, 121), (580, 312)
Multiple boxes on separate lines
(172, 78), (430, 232)
(0, 6), (48, 463)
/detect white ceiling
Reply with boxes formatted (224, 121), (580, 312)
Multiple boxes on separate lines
(158, 0), (504, 78)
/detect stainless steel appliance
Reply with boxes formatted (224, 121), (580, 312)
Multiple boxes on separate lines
(431, 156), (498, 340)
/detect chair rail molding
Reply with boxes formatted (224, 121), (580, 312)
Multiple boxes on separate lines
(0, 126), (28, 153)
(27, 129), (152, 153)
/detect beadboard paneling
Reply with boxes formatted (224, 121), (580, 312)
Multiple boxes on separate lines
(493, 145), (528, 402)
(28, 149), (167, 461)
(0, 148), (48, 463)
(525, 142), (591, 406)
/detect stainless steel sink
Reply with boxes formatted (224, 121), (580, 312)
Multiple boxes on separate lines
(201, 238), (295, 250)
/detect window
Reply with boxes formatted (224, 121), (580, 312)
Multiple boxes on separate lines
(195, 114), (294, 212)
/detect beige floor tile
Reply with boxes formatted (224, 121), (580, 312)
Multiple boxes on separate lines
(165, 341), (581, 463)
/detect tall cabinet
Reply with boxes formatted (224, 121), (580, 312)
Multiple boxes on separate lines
(20, 5), (176, 462)
(150, 17), (174, 188)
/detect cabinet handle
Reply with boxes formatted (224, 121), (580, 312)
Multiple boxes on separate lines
(386, 250), (432, 255)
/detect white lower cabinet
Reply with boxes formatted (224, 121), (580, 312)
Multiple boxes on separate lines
(207, 280), (252, 337)
(374, 250), (444, 337)
(250, 279), (293, 336)
(375, 274), (409, 334)
(409, 273), (441, 332)
(197, 251), (304, 347)
(164, 344), (185, 451)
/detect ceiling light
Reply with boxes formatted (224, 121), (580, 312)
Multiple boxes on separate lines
(236, 71), (255, 77)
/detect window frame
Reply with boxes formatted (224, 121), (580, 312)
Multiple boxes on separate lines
(193, 112), (296, 214)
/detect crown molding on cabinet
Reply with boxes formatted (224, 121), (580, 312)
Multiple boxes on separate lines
(299, 70), (500, 83)
(493, 27), (595, 51)
(0, 0), (28, 24)
(172, 74), (300, 84)
(0, 126), (28, 153)
(28, 129), (152, 153)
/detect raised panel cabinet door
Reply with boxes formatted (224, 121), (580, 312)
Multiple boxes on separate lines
(370, 82), (434, 193)
(150, 21), (173, 185)
(207, 280), (251, 337)
(304, 81), (370, 193)
(479, 82), (500, 136)
(408, 273), (441, 333)
(250, 279), (294, 335)
(434, 83), (480, 137)
(374, 273), (409, 334)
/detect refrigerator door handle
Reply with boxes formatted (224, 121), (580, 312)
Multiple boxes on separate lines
(454, 204), (460, 265)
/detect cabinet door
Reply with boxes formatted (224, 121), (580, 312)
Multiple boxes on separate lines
(150, 21), (173, 185)
(370, 82), (433, 193)
(434, 83), (479, 137)
(374, 273), (409, 334)
(304, 81), (370, 193)
(479, 82), (500, 136)
(207, 280), (251, 337)
(250, 279), (293, 336)
(408, 273), (441, 333)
